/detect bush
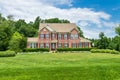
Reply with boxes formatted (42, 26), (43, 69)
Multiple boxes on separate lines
(23, 48), (49, 52)
(57, 48), (92, 52)
(90, 49), (119, 54)
(0, 51), (16, 57)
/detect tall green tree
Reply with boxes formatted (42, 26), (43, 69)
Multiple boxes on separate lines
(33, 16), (41, 29)
(77, 27), (84, 37)
(9, 32), (26, 52)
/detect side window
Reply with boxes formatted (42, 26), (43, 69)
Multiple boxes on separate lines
(30, 42), (36, 48)
(85, 42), (89, 48)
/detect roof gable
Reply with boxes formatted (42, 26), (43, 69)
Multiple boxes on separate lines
(39, 23), (77, 33)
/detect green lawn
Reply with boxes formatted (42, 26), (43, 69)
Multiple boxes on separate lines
(0, 52), (120, 80)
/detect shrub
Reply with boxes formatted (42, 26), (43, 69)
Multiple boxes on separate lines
(23, 48), (49, 52)
(0, 51), (16, 57)
(57, 48), (92, 52)
(90, 49), (119, 54)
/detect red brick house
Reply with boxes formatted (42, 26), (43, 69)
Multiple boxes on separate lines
(27, 23), (91, 50)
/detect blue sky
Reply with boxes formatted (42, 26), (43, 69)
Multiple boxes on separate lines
(0, 0), (119, 38)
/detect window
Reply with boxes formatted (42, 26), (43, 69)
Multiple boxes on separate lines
(58, 43), (62, 48)
(52, 33), (55, 39)
(40, 34), (44, 39)
(45, 43), (49, 48)
(30, 42), (36, 48)
(64, 34), (68, 39)
(79, 42), (82, 48)
(75, 34), (78, 39)
(58, 33), (62, 39)
(40, 43), (44, 48)
(70, 34), (74, 39)
(46, 34), (49, 39)
(85, 42), (89, 48)
(72, 43), (76, 48)
(64, 43), (68, 48)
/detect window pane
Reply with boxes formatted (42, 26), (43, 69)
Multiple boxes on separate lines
(46, 34), (49, 39)
(40, 43), (44, 48)
(75, 34), (78, 39)
(46, 43), (49, 48)
(64, 43), (68, 48)
(64, 34), (67, 39)
(58, 43), (62, 48)
(85, 42), (88, 48)
(30, 42), (36, 48)
(58, 34), (61, 39)
(34, 43), (36, 48)
(70, 34), (74, 39)
(79, 42), (82, 48)
(52, 34), (55, 39)
(40, 34), (44, 39)
(72, 43), (76, 48)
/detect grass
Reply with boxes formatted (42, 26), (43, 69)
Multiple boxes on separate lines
(0, 52), (120, 80)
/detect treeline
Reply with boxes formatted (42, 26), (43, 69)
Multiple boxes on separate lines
(91, 25), (120, 51)
(0, 13), (120, 52)
(0, 14), (70, 52)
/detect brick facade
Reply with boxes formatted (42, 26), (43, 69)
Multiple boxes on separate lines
(27, 23), (91, 50)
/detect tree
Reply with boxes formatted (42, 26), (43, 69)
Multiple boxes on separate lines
(109, 36), (120, 51)
(0, 21), (12, 51)
(9, 32), (26, 52)
(77, 27), (84, 37)
(7, 15), (14, 20)
(96, 32), (109, 49)
(43, 18), (70, 23)
(115, 24), (120, 36)
(19, 25), (37, 37)
(33, 16), (41, 29)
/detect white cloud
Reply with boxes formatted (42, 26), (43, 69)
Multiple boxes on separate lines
(38, 0), (73, 6)
(0, 0), (117, 38)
